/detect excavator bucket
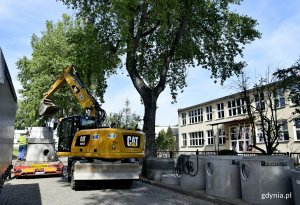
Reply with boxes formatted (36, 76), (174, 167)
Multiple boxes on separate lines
(39, 98), (60, 116)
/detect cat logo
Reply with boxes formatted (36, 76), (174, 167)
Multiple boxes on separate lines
(127, 136), (139, 147)
(79, 136), (86, 145)
(75, 135), (90, 146)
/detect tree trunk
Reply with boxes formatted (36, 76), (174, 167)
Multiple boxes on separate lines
(142, 92), (158, 157)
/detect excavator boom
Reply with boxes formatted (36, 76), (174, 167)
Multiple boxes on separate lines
(39, 65), (105, 126)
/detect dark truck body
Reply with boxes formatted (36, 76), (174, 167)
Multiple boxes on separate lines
(0, 47), (17, 187)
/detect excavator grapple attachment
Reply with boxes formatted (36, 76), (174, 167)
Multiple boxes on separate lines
(39, 98), (60, 116)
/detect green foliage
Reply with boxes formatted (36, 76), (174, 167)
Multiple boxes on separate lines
(274, 59), (300, 115)
(60, 0), (261, 101)
(104, 99), (142, 129)
(16, 14), (119, 128)
(166, 126), (178, 151)
(156, 126), (177, 151)
(60, 0), (261, 157)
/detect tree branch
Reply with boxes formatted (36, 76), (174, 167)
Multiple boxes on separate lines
(134, 0), (148, 48)
(126, 1), (150, 98)
(155, 1), (190, 96)
(250, 145), (266, 154)
(141, 21), (160, 37)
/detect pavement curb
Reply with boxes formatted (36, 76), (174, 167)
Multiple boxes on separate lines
(139, 176), (250, 205)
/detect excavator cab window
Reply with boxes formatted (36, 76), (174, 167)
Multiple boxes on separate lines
(57, 116), (80, 152)
(80, 117), (96, 130)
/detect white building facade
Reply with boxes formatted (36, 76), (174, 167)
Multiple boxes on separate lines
(178, 87), (300, 153)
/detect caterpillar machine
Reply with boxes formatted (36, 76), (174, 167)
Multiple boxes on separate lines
(39, 65), (145, 190)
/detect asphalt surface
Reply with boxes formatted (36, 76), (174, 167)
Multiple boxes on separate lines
(0, 158), (250, 205)
(0, 175), (218, 205)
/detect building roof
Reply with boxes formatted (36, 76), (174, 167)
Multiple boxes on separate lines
(177, 81), (280, 112)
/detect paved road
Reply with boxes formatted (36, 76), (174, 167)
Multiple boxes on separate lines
(0, 175), (217, 205)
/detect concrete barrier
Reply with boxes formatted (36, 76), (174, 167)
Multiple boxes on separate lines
(240, 156), (294, 205)
(180, 155), (207, 190)
(291, 167), (300, 205)
(145, 157), (175, 181)
(206, 155), (243, 198)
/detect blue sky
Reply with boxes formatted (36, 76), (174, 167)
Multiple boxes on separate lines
(1, 0), (300, 126)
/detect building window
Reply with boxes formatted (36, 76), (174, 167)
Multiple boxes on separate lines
(256, 124), (265, 143)
(182, 133), (187, 147)
(218, 129), (226, 145)
(189, 131), (204, 146)
(207, 130), (214, 145)
(181, 113), (186, 126)
(230, 127), (238, 140)
(188, 108), (203, 124)
(255, 93), (265, 111)
(206, 106), (212, 121)
(294, 119), (300, 141)
(274, 89), (286, 108)
(217, 103), (224, 119)
(278, 120), (289, 141)
(228, 99), (246, 117)
(230, 126), (251, 152)
(256, 121), (289, 142)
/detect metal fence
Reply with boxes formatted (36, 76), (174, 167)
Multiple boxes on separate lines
(156, 150), (300, 167)
(156, 150), (217, 159)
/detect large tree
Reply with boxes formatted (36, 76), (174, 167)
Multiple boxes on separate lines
(61, 0), (261, 157)
(16, 14), (118, 128)
(156, 126), (178, 152)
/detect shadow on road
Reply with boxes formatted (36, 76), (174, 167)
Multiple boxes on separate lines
(57, 175), (136, 191)
(0, 183), (42, 205)
(74, 180), (135, 191)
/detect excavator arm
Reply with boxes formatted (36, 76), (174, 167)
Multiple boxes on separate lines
(39, 65), (106, 127)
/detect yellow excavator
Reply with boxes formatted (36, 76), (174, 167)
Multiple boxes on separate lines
(39, 65), (145, 190)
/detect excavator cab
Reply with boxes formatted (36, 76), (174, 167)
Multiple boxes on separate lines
(57, 116), (96, 152)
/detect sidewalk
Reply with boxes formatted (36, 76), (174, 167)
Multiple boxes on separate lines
(139, 176), (250, 205)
